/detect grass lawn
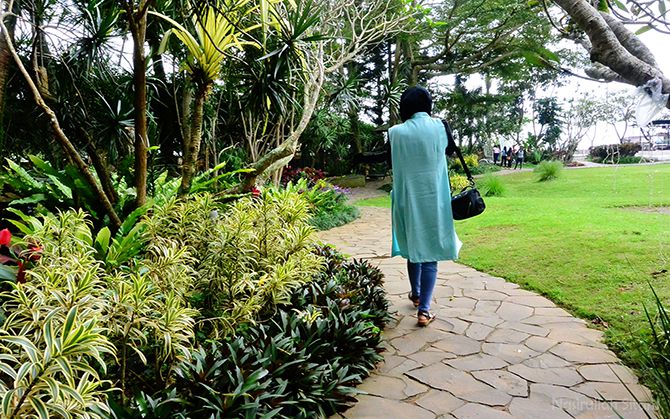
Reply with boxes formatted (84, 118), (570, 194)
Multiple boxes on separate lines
(357, 164), (670, 365)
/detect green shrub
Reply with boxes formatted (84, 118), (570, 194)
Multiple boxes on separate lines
(602, 156), (644, 165)
(534, 160), (563, 182)
(310, 204), (360, 231)
(0, 210), (198, 418)
(450, 172), (470, 192)
(638, 286), (670, 417)
(144, 192), (324, 337)
(589, 143), (641, 163)
(480, 173), (506, 197)
(117, 247), (389, 418)
(449, 153), (479, 174)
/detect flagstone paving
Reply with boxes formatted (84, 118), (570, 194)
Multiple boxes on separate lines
(319, 205), (657, 419)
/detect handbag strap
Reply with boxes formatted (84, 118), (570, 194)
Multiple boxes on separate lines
(442, 120), (475, 184)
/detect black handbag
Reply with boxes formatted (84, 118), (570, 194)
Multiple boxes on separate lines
(442, 120), (486, 220)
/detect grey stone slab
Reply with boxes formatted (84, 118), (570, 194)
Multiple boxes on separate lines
(343, 394), (435, 419)
(498, 321), (550, 337)
(573, 382), (653, 402)
(445, 353), (508, 371)
(472, 370), (528, 397)
(463, 289), (509, 301)
(534, 307), (572, 317)
(549, 342), (619, 364)
(459, 314), (504, 328)
(508, 397), (572, 419)
(452, 403), (514, 419)
(529, 383), (599, 417)
(408, 349), (452, 366)
(402, 375), (430, 398)
(433, 334), (482, 356)
(547, 327), (608, 348)
(465, 323), (494, 341)
(381, 357), (423, 376)
(416, 389), (466, 416)
(433, 316), (470, 335)
(577, 364), (639, 384)
(523, 315), (586, 326)
(376, 354), (408, 374)
(473, 300), (502, 314)
(406, 363), (511, 406)
(496, 302), (534, 322)
(485, 329), (529, 344)
(357, 374), (412, 400)
(524, 335), (559, 352)
(481, 343), (540, 364)
(390, 335), (427, 356)
(523, 353), (572, 368)
(508, 364), (583, 386)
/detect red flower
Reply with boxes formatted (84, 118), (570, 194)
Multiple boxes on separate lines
(251, 186), (261, 197)
(0, 229), (10, 246)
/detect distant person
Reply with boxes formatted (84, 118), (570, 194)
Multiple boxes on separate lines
(501, 147), (508, 168)
(493, 145), (500, 165)
(514, 147), (525, 169)
(389, 86), (461, 327)
(507, 147), (514, 168)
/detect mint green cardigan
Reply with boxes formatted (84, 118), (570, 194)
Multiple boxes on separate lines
(390, 112), (461, 262)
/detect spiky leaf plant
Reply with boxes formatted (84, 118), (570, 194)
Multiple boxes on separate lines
(143, 192), (324, 337)
(0, 210), (199, 414)
(0, 210), (115, 418)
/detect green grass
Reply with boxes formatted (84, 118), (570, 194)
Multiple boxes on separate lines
(357, 165), (670, 365)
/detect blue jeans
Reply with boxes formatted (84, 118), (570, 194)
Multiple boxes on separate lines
(407, 261), (438, 313)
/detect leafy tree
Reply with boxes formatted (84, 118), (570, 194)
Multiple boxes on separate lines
(550, 0), (669, 107)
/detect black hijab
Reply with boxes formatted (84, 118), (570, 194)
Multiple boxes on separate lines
(399, 86), (432, 122)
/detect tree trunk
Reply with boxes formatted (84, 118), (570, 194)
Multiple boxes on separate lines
(178, 83), (210, 196)
(0, 20), (122, 229)
(83, 132), (119, 205)
(0, 1), (17, 120)
(130, 12), (149, 207)
(554, 0), (670, 105)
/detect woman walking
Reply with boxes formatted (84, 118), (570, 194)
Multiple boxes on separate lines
(389, 86), (462, 327)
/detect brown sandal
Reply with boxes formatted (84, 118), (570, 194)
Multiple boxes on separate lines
(417, 311), (435, 327)
(408, 292), (420, 308)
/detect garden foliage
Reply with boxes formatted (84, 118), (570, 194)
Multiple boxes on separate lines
(480, 174), (506, 197)
(0, 190), (387, 417)
(588, 143), (642, 163)
(534, 160), (563, 182)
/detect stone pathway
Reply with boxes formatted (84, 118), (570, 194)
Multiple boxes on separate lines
(318, 206), (657, 419)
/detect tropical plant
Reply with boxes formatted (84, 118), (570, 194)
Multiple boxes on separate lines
(480, 173), (506, 197)
(449, 172), (470, 192)
(155, 1), (262, 195)
(641, 286), (670, 418)
(143, 191), (324, 336)
(121, 245), (388, 418)
(534, 160), (563, 182)
(0, 211), (116, 418)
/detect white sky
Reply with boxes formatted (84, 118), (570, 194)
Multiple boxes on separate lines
(460, 30), (670, 150)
